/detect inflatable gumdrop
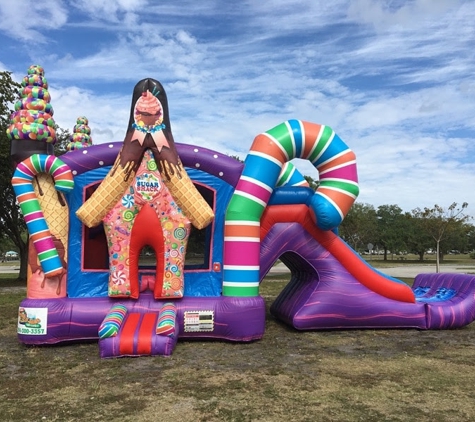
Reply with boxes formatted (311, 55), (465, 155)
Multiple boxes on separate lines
(67, 116), (93, 151)
(8, 65), (56, 166)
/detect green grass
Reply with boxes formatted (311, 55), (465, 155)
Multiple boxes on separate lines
(0, 275), (24, 284)
(2, 275), (475, 421)
(363, 252), (474, 264)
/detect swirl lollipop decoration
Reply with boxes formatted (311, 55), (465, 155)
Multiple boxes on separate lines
(12, 154), (74, 277)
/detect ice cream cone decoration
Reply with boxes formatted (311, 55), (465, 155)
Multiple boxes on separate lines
(8, 66), (72, 295)
(12, 155), (73, 277)
(76, 78), (214, 230)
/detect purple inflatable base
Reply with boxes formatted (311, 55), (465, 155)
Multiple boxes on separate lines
(270, 262), (426, 331)
(270, 269), (475, 331)
(413, 273), (475, 329)
(17, 294), (266, 346)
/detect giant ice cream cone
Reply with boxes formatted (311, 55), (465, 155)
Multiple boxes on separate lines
(8, 65), (70, 279)
(76, 78), (214, 229)
(162, 161), (214, 229)
(75, 155), (133, 227)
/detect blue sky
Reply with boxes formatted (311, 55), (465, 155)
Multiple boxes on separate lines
(1, 0), (475, 219)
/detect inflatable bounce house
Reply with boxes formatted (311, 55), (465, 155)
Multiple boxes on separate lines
(8, 65), (475, 358)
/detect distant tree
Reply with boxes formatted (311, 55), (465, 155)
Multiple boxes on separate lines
(0, 233), (16, 257)
(404, 212), (434, 261)
(466, 223), (475, 260)
(443, 222), (470, 254)
(376, 204), (407, 261)
(339, 202), (377, 252)
(411, 203), (470, 272)
(229, 155), (243, 162)
(53, 126), (71, 156)
(467, 224), (475, 254)
(0, 71), (27, 279)
(304, 175), (319, 190)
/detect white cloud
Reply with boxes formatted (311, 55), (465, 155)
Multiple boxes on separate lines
(71, 0), (148, 22)
(0, 0), (68, 42)
(347, 0), (456, 30)
(48, 85), (131, 144)
(1, 0), (475, 219)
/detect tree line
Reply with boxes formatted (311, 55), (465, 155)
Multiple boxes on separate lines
(338, 202), (474, 271)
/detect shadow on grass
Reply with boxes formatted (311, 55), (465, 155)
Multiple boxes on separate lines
(0, 276), (25, 288)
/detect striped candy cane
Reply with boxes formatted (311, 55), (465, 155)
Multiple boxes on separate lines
(276, 162), (309, 187)
(12, 154), (74, 277)
(223, 120), (359, 297)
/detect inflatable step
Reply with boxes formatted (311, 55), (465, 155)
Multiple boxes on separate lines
(98, 303), (178, 358)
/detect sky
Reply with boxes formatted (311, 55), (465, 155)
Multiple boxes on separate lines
(1, 0), (475, 219)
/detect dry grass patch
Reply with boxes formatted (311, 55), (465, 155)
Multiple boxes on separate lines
(1, 280), (475, 421)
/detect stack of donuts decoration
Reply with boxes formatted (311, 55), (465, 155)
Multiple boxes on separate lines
(11, 154), (74, 277)
(7, 65), (56, 144)
(67, 116), (93, 151)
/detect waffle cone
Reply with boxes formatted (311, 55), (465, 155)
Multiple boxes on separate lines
(34, 173), (70, 262)
(163, 170), (214, 230)
(76, 161), (133, 228)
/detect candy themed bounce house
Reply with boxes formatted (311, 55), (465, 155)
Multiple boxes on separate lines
(8, 65), (475, 358)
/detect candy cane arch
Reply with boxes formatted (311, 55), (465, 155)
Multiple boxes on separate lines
(223, 120), (359, 297)
(12, 154), (74, 277)
(276, 161), (309, 187)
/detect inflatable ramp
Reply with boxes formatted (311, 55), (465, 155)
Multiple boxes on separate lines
(98, 303), (178, 358)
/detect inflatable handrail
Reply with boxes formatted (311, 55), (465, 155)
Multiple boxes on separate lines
(11, 154), (74, 277)
(223, 120), (359, 297)
(98, 304), (128, 339)
(156, 302), (177, 337)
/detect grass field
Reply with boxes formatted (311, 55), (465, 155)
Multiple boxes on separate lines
(1, 269), (475, 422)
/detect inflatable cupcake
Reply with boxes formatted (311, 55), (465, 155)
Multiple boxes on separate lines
(8, 65), (56, 166)
(67, 116), (93, 151)
(134, 90), (164, 130)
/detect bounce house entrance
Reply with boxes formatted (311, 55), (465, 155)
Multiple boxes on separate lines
(97, 149), (192, 300)
(128, 203), (165, 299)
